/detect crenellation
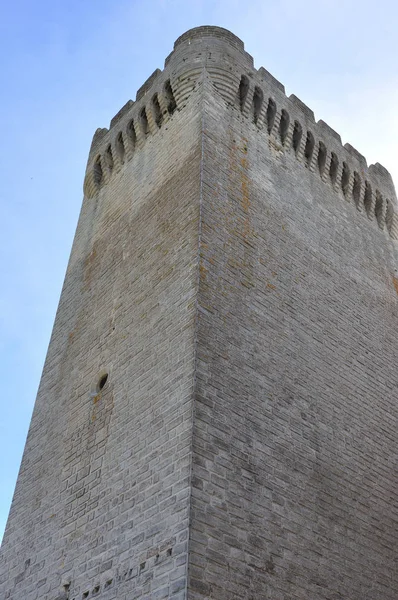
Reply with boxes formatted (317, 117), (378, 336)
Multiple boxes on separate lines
(88, 128), (109, 162)
(368, 162), (397, 205)
(317, 119), (342, 143)
(289, 94), (315, 121)
(83, 75), (178, 198)
(136, 68), (162, 101)
(258, 66), (285, 93)
(110, 100), (134, 129)
(84, 26), (397, 242)
(344, 142), (367, 167)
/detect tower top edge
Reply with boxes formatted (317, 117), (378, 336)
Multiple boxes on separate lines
(85, 26), (396, 206)
(173, 26), (245, 52)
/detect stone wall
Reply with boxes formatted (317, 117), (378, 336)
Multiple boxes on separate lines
(2, 26), (398, 600)
(0, 58), (202, 600)
(189, 59), (398, 600)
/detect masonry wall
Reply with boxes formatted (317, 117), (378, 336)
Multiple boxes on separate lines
(189, 75), (398, 599)
(2, 25), (398, 600)
(0, 80), (202, 600)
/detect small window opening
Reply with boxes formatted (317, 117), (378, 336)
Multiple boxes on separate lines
(317, 142), (327, 176)
(266, 98), (276, 134)
(329, 152), (338, 185)
(375, 191), (384, 228)
(116, 132), (125, 164)
(164, 80), (176, 115)
(279, 109), (290, 145)
(167, 548), (172, 556)
(93, 586), (100, 595)
(304, 131), (315, 166)
(341, 162), (350, 196)
(127, 119), (137, 150)
(105, 579), (113, 588)
(152, 94), (163, 127)
(363, 181), (372, 215)
(93, 157), (103, 187)
(292, 121), (302, 154)
(239, 75), (250, 112)
(352, 172), (361, 206)
(82, 593), (89, 599)
(140, 108), (149, 136)
(105, 144), (114, 171)
(98, 373), (108, 391)
(252, 86), (263, 124)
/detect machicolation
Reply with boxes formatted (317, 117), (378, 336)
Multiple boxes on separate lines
(84, 26), (398, 241)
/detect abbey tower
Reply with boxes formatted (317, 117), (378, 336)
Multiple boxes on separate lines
(1, 26), (398, 599)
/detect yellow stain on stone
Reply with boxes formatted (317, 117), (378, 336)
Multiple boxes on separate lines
(392, 276), (398, 295)
(199, 263), (208, 282)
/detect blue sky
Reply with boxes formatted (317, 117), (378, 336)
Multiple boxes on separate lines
(1, 0), (398, 542)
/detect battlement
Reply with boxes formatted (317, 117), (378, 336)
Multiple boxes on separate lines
(84, 26), (398, 241)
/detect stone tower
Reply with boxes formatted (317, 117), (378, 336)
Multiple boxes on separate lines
(1, 26), (398, 600)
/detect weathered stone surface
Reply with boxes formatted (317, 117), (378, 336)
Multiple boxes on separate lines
(1, 26), (398, 600)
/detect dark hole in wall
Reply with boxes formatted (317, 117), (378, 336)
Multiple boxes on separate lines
(127, 119), (137, 150)
(363, 181), (373, 215)
(352, 172), (361, 206)
(375, 191), (384, 228)
(105, 144), (114, 171)
(239, 75), (250, 112)
(152, 93), (163, 127)
(140, 108), (150, 136)
(252, 86), (263, 124)
(317, 142), (327, 175)
(304, 131), (315, 166)
(93, 157), (103, 187)
(164, 80), (176, 115)
(116, 132), (126, 163)
(329, 152), (338, 184)
(341, 162), (350, 196)
(266, 98), (276, 134)
(386, 199), (394, 233)
(98, 373), (108, 391)
(279, 109), (290, 145)
(292, 121), (302, 153)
